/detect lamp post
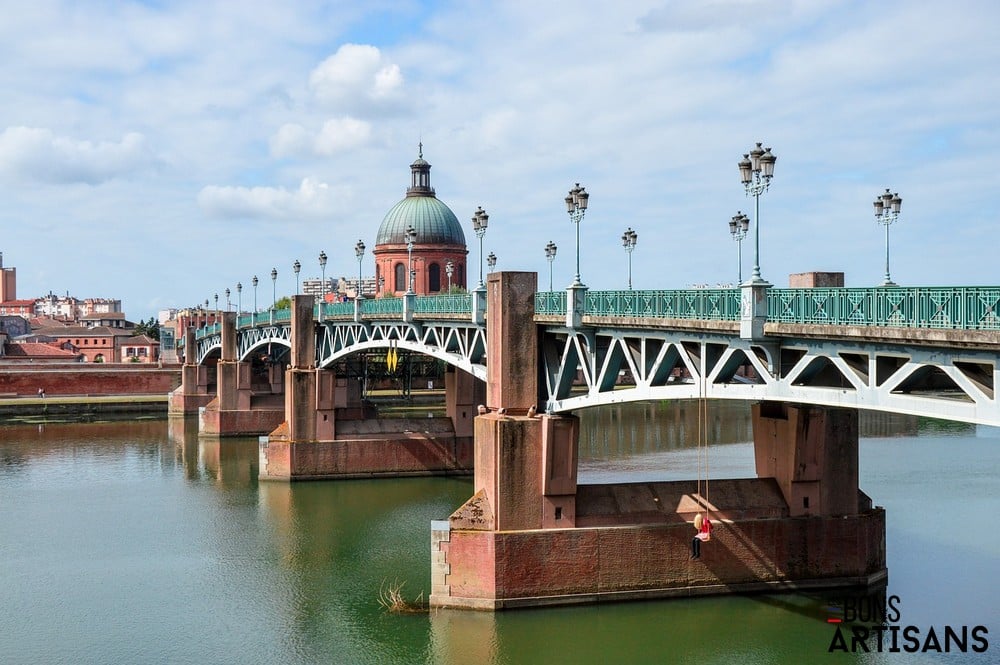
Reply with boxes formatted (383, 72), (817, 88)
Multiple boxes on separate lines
(471, 206), (489, 288)
(487, 252), (497, 273)
(565, 183), (589, 286)
(378, 275), (385, 296)
(318, 251), (327, 302)
(236, 282), (242, 315)
(252, 275), (258, 313)
(293, 260), (301, 295)
(445, 260), (454, 292)
(621, 227), (638, 289)
(405, 225), (417, 294)
(728, 212), (750, 284)
(738, 143), (776, 284)
(270, 268), (277, 309)
(355, 240), (366, 299)
(214, 292), (218, 314)
(225, 288), (231, 311)
(874, 188), (903, 286)
(544, 241), (557, 291)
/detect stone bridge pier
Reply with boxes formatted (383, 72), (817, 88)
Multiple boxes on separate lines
(259, 295), (478, 481)
(430, 271), (885, 611)
(168, 327), (214, 415)
(199, 312), (286, 437)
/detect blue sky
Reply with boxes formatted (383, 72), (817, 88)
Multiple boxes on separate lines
(1, 0), (998, 320)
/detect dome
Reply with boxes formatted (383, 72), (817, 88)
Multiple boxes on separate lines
(376, 196), (466, 245)
(374, 146), (466, 246)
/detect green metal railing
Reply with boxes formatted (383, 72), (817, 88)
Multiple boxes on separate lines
(535, 286), (1000, 330)
(361, 297), (403, 316)
(768, 287), (1000, 330)
(197, 287), (1000, 342)
(413, 293), (472, 314)
(535, 291), (566, 316)
(586, 289), (741, 320)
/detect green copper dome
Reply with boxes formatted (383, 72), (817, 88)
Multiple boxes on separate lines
(375, 148), (467, 246)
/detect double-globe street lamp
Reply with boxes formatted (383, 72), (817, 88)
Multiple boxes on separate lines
(355, 240), (366, 298)
(405, 225), (417, 294)
(621, 227), (637, 290)
(471, 206), (489, 288)
(270, 268), (277, 309)
(487, 252), (497, 273)
(252, 276), (258, 313)
(544, 241), (557, 291)
(225, 288), (231, 312)
(237, 282), (242, 315)
(737, 142), (777, 284)
(293, 260), (301, 295)
(729, 211), (750, 284)
(874, 189), (903, 286)
(318, 251), (328, 302)
(445, 260), (454, 292)
(565, 184), (589, 286)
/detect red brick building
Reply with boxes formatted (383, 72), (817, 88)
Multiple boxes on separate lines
(373, 148), (469, 296)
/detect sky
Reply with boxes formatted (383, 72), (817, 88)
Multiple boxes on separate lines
(1, 0), (998, 321)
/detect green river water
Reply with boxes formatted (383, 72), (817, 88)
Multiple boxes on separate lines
(0, 401), (996, 664)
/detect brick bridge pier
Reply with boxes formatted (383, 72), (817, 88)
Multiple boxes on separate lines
(429, 272), (886, 610)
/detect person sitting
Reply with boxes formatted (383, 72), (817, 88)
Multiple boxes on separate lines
(691, 512), (712, 560)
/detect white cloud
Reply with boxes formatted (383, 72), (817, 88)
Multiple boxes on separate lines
(308, 43), (404, 110)
(269, 117), (373, 158)
(197, 177), (334, 220)
(0, 127), (152, 185)
(315, 117), (372, 155)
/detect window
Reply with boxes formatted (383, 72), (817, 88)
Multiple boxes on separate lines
(394, 263), (405, 292)
(429, 263), (441, 292)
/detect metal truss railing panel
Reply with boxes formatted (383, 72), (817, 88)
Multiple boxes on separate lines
(768, 287), (1000, 330)
(540, 324), (1000, 426)
(584, 289), (741, 320)
(413, 294), (473, 314)
(237, 324), (292, 361)
(535, 291), (567, 316)
(360, 298), (403, 316)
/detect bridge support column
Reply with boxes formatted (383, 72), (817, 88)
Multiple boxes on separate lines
(752, 402), (859, 518)
(433, 272), (885, 611)
(445, 367), (485, 439)
(200, 312), (285, 437)
(168, 327), (214, 414)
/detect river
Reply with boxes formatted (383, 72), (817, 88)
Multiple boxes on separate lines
(0, 401), (996, 664)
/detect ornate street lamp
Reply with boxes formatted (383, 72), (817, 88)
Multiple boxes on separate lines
(544, 241), (557, 291)
(738, 142), (776, 284)
(565, 183), (589, 286)
(378, 275), (385, 296)
(621, 227), (638, 290)
(405, 225), (417, 294)
(355, 239), (366, 299)
(728, 212), (750, 284)
(445, 260), (454, 292)
(236, 282), (242, 315)
(874, 189), (903, 286)
(214, 292), (218, 314)
(225, 288), (231, 311)
(487, 252), (497, 273)
(252, 275), (258, 313)
(270, 268), (277, 309)
(471, 206), (489, 288)
(318, 251), (327, 302)
(293, 260), (301, 295)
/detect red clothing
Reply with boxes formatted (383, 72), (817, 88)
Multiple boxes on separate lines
(695, 517), (712, 541)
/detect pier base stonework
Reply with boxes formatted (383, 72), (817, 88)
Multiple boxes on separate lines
(431, 270), (885, 611)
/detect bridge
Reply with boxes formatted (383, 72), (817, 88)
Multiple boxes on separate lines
(170, 274), (1000, 611)
(188, 283), (1000, 425)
